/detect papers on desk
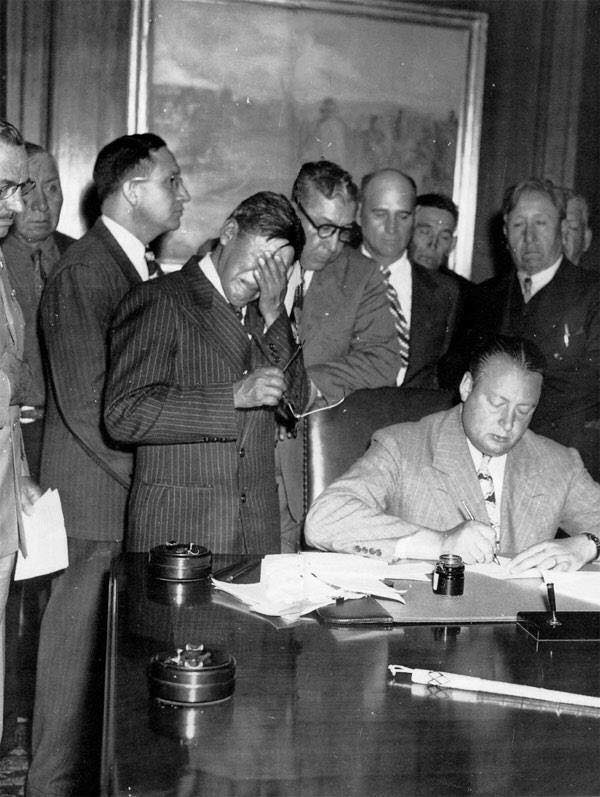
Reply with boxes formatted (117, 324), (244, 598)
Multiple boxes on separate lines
(212, 552), (412, 622)
(468, 556), (541, 580)
(14, 489), (68, 580)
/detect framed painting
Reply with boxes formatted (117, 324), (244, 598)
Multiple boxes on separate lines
(129, 0), (487, 275)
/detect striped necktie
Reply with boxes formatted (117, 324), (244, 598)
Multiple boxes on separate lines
(380, 265), (409, 365)
(477, 454), (500, 530)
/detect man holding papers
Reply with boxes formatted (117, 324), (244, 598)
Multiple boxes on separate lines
(0, 120), (42, 745)
(305, 335), (600, 573)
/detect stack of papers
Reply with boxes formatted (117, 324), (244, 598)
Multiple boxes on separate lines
(212, 552), (423, 622)
(15, 489), (68, 580)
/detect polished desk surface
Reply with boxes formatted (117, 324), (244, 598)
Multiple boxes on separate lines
(102, 554), (600, 796)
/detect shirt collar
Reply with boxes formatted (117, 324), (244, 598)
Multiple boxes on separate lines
(198, 252), (227, 302)
(361, 243), (410, 272)
(517, 254), (562, 296)
(101, 214), (147, 277)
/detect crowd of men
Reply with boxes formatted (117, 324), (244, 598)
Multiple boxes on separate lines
(0, 117), (598, 794)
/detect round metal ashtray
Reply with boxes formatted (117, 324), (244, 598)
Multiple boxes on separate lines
(149, 643), (236, 705)
(148, 540), (212, 582)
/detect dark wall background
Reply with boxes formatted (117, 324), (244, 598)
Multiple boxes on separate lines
(1, 0), (596, 281)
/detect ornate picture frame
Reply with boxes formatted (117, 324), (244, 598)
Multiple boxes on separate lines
(130, 0), (487, 274)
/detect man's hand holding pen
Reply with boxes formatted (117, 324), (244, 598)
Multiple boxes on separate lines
(440, 520), (498, 564)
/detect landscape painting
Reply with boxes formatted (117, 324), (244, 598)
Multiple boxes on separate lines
(132, 0), (487, 271)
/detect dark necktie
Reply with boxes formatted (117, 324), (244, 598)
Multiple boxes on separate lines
(31, 249), (45, 299)
(145, 248), (163, 279)
(522, 276), (532, 303)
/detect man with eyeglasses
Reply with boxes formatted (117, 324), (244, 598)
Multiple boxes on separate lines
(104, 191), (308, 555)
(359, 169), (461, 391)
(0, 119), (42, 757)
(27, 133), (190, 797)
(277, 160), (400, 551)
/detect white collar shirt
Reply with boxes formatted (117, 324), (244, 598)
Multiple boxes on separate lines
(517, 254), (562, 300)
(101, 214), (149, 281)
(466, 436), (507, 519)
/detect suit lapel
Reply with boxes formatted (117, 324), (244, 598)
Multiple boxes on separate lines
(178, 257), (251, 375)
(91, 219), (143, 286)
(430, 406), (490, 523)
(502, 435), (548, 552)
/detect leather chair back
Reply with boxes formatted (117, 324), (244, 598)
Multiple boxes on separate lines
(304, 387), (453, 512)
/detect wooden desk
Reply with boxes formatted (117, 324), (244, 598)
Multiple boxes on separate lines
(102, 555), (600, 796)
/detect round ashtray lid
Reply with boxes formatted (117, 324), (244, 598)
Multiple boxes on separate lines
(148, 541), (212, 582)
(149, 643), (236, 704)
(150, 540), (211, 560)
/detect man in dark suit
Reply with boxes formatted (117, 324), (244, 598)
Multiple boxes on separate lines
(359, 169), (461, 390)
(464, 178), (600, 481)
(3, 142), (74, 479)
(27, 133), (190, 797)
(105, 191), (308, 554)
(408, 192), (472, 295)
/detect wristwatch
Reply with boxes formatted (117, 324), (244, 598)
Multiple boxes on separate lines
(582, 532), (600, 561)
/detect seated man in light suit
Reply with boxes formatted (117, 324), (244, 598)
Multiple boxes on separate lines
(305, 335), (600, 573)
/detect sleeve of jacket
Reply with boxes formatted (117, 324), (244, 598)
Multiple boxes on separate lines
(105, 284), (242, 445)
(253, 308), (309, 413)
(307, 259), (401, 401)
(41, 262), (133, 487)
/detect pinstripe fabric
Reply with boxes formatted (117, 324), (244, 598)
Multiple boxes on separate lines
(39, 219), (142, 540)
(105, 255), (309, 554)
(305, 404), (600, 560)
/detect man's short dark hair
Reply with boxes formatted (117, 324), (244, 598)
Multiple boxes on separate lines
(416, 192), (459, 226)
(93, 133), (167, 204)
(469, 335), (546, 383)
(502, 178), (566, 221)
(360, 168), (416, 199)
(0, 120), (24, 147)
(292, 161), (358, 206)
(228, 191), (305, 261)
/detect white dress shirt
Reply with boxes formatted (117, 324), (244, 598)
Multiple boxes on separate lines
(101, 215), (149, 281)
(284, 262), (314, 316)
(517, 254), (562, 300)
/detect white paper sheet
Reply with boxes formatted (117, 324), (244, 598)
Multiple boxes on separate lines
(211, 552), (409, 621)
(468, 555), (541, 580)
(14, 489), (68, 580)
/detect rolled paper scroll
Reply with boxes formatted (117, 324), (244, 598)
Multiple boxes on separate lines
(388, 665), (600, 709)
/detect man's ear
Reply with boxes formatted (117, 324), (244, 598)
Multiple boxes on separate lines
(121, 178), (141, 207)
(459, 371), (473, 403)
(449, 235), (457, 254)
(219, 218), (238, 247)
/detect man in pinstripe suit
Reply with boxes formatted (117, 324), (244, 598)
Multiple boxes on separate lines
(105, 191), (308, 555)
(27, 133), (189, 797)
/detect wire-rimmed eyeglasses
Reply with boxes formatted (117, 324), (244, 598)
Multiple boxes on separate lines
(0, 179), (36, 201)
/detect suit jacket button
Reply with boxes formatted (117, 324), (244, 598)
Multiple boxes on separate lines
(268, 343), (276, 352)
(239, 447), (245, 458)
(240, 492), (247, 504)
